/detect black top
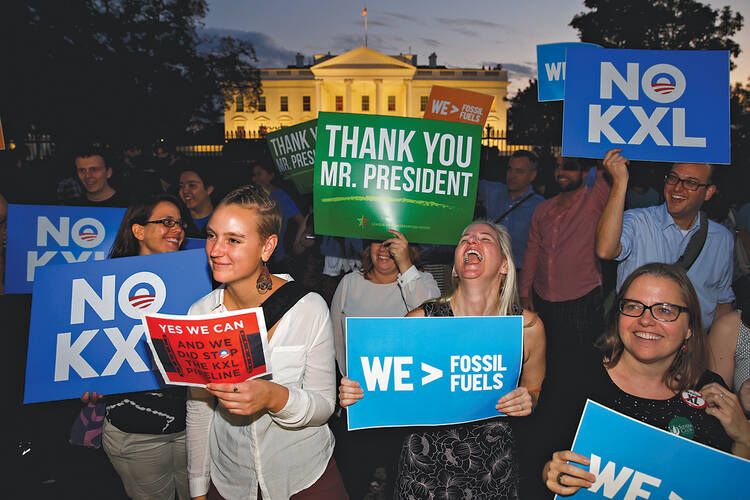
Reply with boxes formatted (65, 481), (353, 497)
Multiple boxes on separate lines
(536, 346), (733, 460)
(68, 189), (130, 208)
(106, 386), (187, 434)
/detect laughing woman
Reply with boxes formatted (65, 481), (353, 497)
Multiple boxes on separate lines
(186, 185), (347, 500)
(339, 220), (546, 499)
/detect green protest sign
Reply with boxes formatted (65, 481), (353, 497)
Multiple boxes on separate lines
(266, 119), (317, 193)
(313, 112), (480, 244)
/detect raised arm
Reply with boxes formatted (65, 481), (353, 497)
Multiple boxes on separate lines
(595, 149), (629, 260)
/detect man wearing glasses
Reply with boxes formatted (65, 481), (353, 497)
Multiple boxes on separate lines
(596, 148), (734, 330)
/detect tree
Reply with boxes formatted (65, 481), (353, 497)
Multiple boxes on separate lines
(0, 0), (261, 147)
(506, 79), (563, 148)
(571, 0), (743, 69)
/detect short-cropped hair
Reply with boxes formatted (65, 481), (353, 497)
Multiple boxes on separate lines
(217, 184), (282, 242)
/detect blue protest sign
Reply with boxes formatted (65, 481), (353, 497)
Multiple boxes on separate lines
(346, 316), (523, 430)
(4, 204), (126, 294)
(558, 400), (749, 499)
(23, 249), (213, 404)
(536, 42), (600, 102)
(562, 47), (730, 164)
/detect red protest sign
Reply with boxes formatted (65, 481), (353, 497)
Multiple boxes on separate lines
(143, 308), (270, 386)
(422, 85), (494, 126)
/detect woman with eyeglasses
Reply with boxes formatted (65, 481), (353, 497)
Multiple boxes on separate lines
(542, 262), (750, 497)
(81, 193), (192, 499)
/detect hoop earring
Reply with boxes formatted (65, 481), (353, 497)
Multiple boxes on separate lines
(256, 261), (272, 294)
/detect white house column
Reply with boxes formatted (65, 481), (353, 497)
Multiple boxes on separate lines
(404, 79), (412, 117)
(374, 78), (383, 114)
(314, 79), (322, 113)
(344, 79), (352, 113)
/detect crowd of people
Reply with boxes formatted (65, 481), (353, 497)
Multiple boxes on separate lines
(4, 140), (750, 499)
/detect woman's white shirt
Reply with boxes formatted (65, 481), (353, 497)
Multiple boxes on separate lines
(186, 277), (336, 499)
(330, 265), (441, 375)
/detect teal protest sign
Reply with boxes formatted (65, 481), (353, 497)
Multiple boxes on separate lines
(266, 119), (317, 193)
(346, 316), (523, 430)
(313, 112), (481, 244)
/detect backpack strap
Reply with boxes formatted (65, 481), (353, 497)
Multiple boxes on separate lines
(259, 280), (311, 330)
(495, 192), (535, 224)
(674, 211), (708, 271)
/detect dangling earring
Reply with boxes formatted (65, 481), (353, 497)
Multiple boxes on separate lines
(681, 339), (688, 353)
(256, 261), (272, 294)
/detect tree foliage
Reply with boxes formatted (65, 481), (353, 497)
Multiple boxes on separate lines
(507, 79), (563, 148)
(0, 0), (260, 146)
(571, 0), (743, 69)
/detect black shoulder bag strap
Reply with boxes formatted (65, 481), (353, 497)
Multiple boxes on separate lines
(495, 192), (535, 224)
(674, 211), (708, 271)
(259, 280), (311, 330)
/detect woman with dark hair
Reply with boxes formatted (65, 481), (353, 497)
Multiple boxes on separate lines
(329, 230), (440, 497)
(108, 193), (191, 257)
(82, 193), (191, 499)
(330, 230), (440, 374)
(186, 184), (347, 500)
(339, 220), (546, 499)
(542, 262), (750, 496)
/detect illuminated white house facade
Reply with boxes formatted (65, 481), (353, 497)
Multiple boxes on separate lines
(226, 46), (509, 139)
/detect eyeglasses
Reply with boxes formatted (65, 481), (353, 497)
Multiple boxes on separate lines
(618, 299), (689, 322)
(144, 218), (187, 230)
(664, 172), (710, 191)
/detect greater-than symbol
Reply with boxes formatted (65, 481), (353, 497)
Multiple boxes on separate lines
(421, 362), (443, 385)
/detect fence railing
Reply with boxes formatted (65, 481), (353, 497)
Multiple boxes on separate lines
(20, 131), (560, 160)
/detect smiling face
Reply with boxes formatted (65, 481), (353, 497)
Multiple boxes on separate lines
(664, 163), (715, 225)
(179, 170), (214, 214)
(75, 155), (112, 196)
(369, 241), (398, 278)
(454, 223), (509, 282)
(132, 201), (185, 255)
(618, 274), (691, 369)
(205, 204), (277, 288)
(554, 156), (584, 192)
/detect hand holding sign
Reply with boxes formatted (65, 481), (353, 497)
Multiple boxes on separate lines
(206, 379), (289, 416)
(496, 386), (534, 416)
(701, 382), (750, 453)
(338, 376), (364, 407)
(383, 229), (412, 273)
(543, 450), (595, 496)
(601, 148), (630, 186)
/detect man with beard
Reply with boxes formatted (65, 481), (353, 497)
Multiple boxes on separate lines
(596, 148), (734, 330)
(519, 156), (610, 378)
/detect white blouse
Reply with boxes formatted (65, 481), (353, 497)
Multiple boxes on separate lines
(186, 278), (336, 499)
(330, 265), (441, 375)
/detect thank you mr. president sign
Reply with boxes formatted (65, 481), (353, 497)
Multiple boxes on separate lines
(562, 47), (730, 164)
(345, 316), (523, 430)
